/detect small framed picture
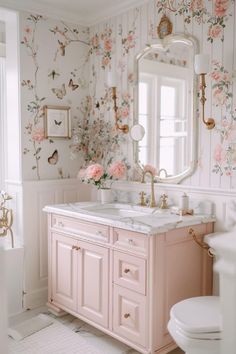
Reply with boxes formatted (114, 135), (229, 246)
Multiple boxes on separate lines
(44, 105), (71, 139)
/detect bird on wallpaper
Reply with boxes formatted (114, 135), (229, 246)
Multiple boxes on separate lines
(51, 84), (66, 100)
(68, 78), (79, 91)
(48, 70), (60, 80)
(58, 40), (66, 56)
(48, 150), (58, 165)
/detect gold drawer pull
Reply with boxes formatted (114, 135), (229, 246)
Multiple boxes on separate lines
(124, 268), (130, 274)
(72, 245), (81, 251)
(124, 313), (130, 319)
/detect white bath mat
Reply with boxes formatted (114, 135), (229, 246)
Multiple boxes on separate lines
(8, 314), (54, 341)
(8, 315), (103, 354)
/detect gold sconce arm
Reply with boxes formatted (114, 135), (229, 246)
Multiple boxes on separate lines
(111, 87), (129, 134)
(0, 207), (14, 248)
(199, 73), (215, 130)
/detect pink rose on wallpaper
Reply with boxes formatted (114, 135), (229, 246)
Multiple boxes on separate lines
(91, 34), (99, 48)
(77, 168), (86, 179)
(214, 0), (229, 17)
(211, 71), (221, 81)
(208, 24), (222, 39)
(213, 88), (227, 105)
(143, 164), (157, 176)
(104, 38), (112, 51)
(31, 128), (45, 142)
(214, 144), (225, 163)
(108, 161), (126, 179)
(24, 27), (32, 34)
(86, 164), (104, 181)
(121, 107), (129, 118)
(128, 73), (134, 83)
(190, 0), (204, 11)
(102, 56), (110, 67)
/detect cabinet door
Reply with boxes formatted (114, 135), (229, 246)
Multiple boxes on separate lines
(51, 232), (78, 311)
(77, 240), (109, 328)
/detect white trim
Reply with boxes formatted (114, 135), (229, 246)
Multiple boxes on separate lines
(112, 180), (236, 197)
(0, 0), (149, 27)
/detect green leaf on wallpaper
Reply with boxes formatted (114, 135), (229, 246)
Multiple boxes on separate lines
(40, 97), (46, 101)
(32, 166), (36, 170)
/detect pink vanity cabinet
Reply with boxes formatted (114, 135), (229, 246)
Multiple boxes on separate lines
(46, 212), (213, 354)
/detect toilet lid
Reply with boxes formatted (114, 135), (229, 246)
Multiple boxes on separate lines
(170, 296), (222, 334)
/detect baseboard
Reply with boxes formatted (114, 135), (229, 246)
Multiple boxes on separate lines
(23, 287), (48, 310)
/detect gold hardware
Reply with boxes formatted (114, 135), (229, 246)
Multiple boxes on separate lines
(139, 191), (146, 206)
(158, 168), (168, 178)
(160, 194), (168, 209)
(76, 246), (81, 251)
(124, 268), (130, 274)
(0, 192), (14, 248)
(124, 313), (130, 319)
(50, 298), (53, 302)
(111, 87), (129, 134)
(199, 73), (215, 130)
(128, 238), (134, 245)
(188, 228), (215, 257)
(72, 245), (81, 251)
(141, 171), (156, 208)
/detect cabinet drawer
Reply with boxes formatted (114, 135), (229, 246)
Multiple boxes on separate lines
(51, 214), (109, 243)
(113, 285), (147, 347)
(113, 228), (148, 255)
(114, 251), (146, 295)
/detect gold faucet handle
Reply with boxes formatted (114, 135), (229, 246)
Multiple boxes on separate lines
(139, 191), (146, 206)
(160, 193), (168, 209)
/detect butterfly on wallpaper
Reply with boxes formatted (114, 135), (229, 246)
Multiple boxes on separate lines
(58, 40), (66, 56)
(68, 79), (79, 91)
(54, 120), (62, 126)
(52, 84), (66, 100)
(48, 70), (60, 80)
(48, 150), (58, 165)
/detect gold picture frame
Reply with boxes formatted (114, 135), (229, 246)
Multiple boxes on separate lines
(44, 105), (71, 139)
(157, 15), (173, 39)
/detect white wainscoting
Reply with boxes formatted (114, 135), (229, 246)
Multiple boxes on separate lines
(6, 178), (91, 311)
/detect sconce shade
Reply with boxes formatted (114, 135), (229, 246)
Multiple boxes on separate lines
(194, 54), (210, 74)
(107, 70), (117, 87)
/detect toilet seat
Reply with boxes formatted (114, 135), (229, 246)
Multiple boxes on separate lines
(170, 296), (222, 340)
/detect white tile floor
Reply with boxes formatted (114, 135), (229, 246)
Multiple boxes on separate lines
(9, 307), (183, 354)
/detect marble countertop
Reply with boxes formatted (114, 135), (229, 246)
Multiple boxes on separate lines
(44, 202), (216, 235)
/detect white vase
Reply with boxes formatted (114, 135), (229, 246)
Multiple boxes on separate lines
(100, 188), (113, 204)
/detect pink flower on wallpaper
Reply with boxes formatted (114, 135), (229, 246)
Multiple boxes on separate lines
(102, 56), (110, 67)
(208, 24), (222, 39)
(190, 0), (204, 11)
(213, 88), (227, 105)
(211, 71), (221, 81)
(104, 38), (112, 51)
(226, 170), (232, 176)
(143, 164), (157, 176)
(214, 144), (225, 163)
(31, 128), (45, 142)
(121, 107), (129, 118)
(214, 0), (229, 17)
(24, 27), (32, 34)
(128, 73), (134, 84)
(108, 161), (126, 179)
(86, 164), (104, 181)
(91, 34), (99, 48)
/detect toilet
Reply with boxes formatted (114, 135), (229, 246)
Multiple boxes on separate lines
(167, 296), (222, 354)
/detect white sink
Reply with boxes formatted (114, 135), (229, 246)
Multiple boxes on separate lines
(80, 204), (155, 218)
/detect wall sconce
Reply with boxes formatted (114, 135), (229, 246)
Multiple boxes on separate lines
(107, 71), (129, 134)
(194, 54), (215, 130)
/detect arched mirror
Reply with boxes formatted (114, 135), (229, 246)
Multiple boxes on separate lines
(132, 34), (198, 183)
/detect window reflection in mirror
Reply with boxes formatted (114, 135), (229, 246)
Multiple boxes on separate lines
(134, 35), (197, 183)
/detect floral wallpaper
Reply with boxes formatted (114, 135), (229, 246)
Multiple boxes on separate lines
(20, 0), (236, 188)
(20, 13), (90, 180)
(88, 0), (236, 189)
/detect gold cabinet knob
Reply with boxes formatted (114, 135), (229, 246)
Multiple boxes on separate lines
(124, 313), (130, 319)
(124, 268), (130, 274)
(72, 245), (77, 250)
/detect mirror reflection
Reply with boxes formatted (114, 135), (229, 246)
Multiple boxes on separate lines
(134, 35), (198, 183)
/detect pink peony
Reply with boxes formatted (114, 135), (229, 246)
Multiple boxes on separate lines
(86, 164), (104, 181)
(190, 0), (204, 11)
(108, 161), (126, 179)
(102, 56), (110, 67)
(121, 107), (129, 118)
(208, 24), (222, 39)
(104, 39), (112, 51)
(213, 88), (226, 105)
(211, 71), (221, 81)
(214, 144), (225, 163)
(143, 164), (157, 176)
(31, 127), (45, 142)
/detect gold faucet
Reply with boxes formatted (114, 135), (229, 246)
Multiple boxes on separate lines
(141, 171), (156, 208)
